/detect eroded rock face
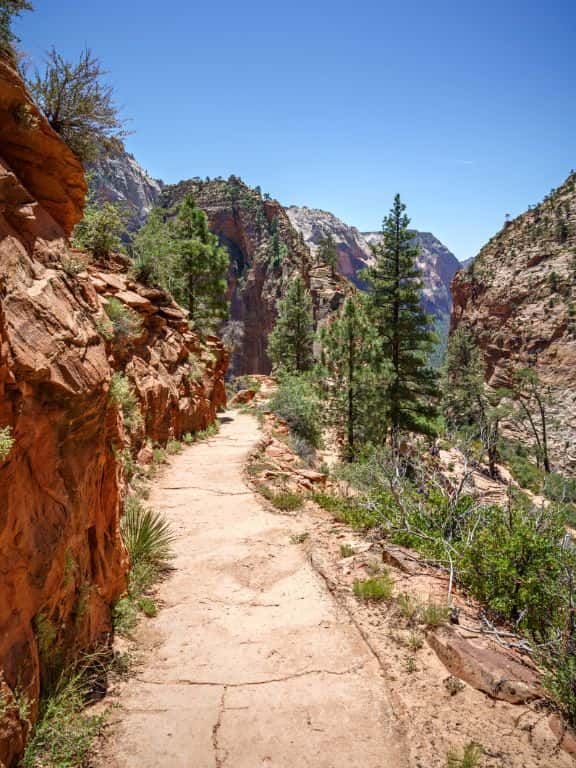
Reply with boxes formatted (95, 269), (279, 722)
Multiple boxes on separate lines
(90, 150), (163, 230)
(451, 171), (576, 472)
(0, 63), (226, 765)
(162, 178), (347, 375)
(0, 58), (86, 236)
(0, 63), (126, 766)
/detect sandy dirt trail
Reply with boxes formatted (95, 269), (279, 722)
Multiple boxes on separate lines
(104, 411), (408, 768)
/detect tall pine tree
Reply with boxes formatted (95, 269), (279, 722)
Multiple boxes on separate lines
(170, 195), (229, 330)
(365, 195), (438, 446)
(320, 295), (382, 460)
(267, 276), (314, 373)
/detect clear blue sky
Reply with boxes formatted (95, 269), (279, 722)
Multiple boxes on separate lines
(16, 0), (576, 261)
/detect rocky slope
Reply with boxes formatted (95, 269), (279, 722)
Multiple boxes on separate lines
(287, 206), (461, 320)
(451, 171), (576, 472)
(161, 178), (348, 375)
(90, 150), (162, 230)
(0, 60), (225, 765)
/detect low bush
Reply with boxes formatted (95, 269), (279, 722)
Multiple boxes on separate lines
(104, 297), (142, 342)
(259, 485), (304, 512)
(268, 374), (321, 447)
(353, 573), (394, 601)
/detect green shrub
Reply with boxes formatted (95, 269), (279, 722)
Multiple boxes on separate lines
(457, 505), (568, 637)
(544, 472), (576, 502)
(340, 544), (355, 558)
(269, 374), (321, 447)
(72, 201), (127, 258)
(166, 440), (182, 455)
(109, 373), (142, 430)
(353, 573), (394, 601)
(290, 434), (316, 464)
(0, 426), (15, 461)
(543, 649), (576, 728)
(104, 297), (142, 341)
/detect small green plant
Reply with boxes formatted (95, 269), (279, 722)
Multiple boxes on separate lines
(404, 655), (417, 674)
(21, 665), (105, 768)
(61, 252), (88, 276)
(137, 596), (158, 617)
(407, 631), (424, 652)
(340, 543), (355, 558)
(121, 496), (175, 570)
(444, 676), (465, 696)
(166, 439), (182, 455)
(418, 599), (450, 627)
(152, 446), (167, 465)
(445, 741), (483, 768)
(109, 373), (142, 430)
(260, 486), (304, 512)
(104, 297), (142, 342)
(353, 573), (394, 601)
(397, 593), (419, 622)
(290, 532), (309, 544)
(182, 432), (196, 445)
(0, 426), (15, 461)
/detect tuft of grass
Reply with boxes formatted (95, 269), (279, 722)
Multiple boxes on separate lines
(407, 631), (424, 652)
(418, 599), (451, 627)
(397, 592), (419, 622)
(137, 596), (158, 617)
(290, 532), (309, 544)
(21, 667), (105, 768)
(445, 741), (483, 768)
(340, 544), (355, 558)
(166, 439), (182, 455)
(182, 432), (196, 445)
(0, 425), (15, 461)
(404, 655), (417, 674)
(152, 447), (167, 465)
(353, 572), (394, 602)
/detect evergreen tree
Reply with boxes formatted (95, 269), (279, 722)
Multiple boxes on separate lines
(268, 276), (314, 373)
(170, 195), (229, 330)
(320, 295), (382, 460)
(317, 234), (339, 275)
(131, 196), (229, 332)
(365, 195), (438, 446)
(443, 326), (506, 477)
(443, 325), (485, 428)
(0, 0), (33, 57)
(28, 47), (127, 164)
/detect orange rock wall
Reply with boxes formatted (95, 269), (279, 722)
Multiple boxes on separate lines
(0, 61), (226, 765)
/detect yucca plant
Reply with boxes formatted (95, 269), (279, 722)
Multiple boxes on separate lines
(121, 497), (175, 571)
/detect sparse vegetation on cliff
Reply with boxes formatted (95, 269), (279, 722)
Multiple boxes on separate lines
(28, 47), (127, 163)
(0, 0), (33, 57)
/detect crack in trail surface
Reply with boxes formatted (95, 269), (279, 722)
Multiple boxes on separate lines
(136, 663), (367, 689)
(212, 687), (228, 768)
